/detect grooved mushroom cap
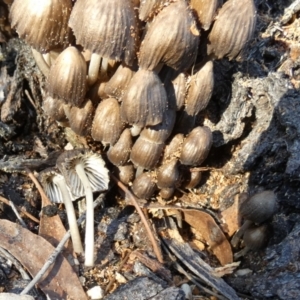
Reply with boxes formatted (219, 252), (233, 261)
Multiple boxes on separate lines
(185, 60), (214, 116)
(207, 0), (257, 60)
(139, 0), (166, 21)
(91, 98), (124, 146)
(10, 0), (72, 52)
(56, 149), (109, 198)
(190, 0), (223, 30)
(48, 47), (87, 107)
(121, 69), (167, 127)
(240, 190), (277, 224)
(180, 126), (212, 166)
(69, 0), (138, 66)
(131, 172), (156, 199)
(139, 0), (199, 71)
(39, 168), (75, 203)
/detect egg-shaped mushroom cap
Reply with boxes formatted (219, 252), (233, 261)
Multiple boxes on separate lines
(10, 0), (72, 52)
(139, 0), (199, 72)
(207, 0), (257, 60)
(69, 0), (138, 66)
(48, 46), (87, 107)
(240, 190), (277, 224)
(56, 149), (110, 198)
(121, 69), (167, 127)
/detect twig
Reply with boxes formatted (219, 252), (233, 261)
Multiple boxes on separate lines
(0, 195), (40, 224)
(26, 168), (51, 206)
(111, 174), (164, 263)
(9, 200), (27, 228)
(21, 194), (105, 295)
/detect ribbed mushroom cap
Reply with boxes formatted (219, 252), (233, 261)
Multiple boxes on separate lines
(180, 126), (213, 166)
(243, 224), (271, 250)
(121, 69), (167, 127)
(107, 129), (133, 166)
(185, 60), (214, 116)
(190, 0), (223, 30)
(207, 0), (257, 60)
(139, 0), (166, 21)
(10, 0), (72, 52)
(157, 159), (180, 189)
(39, 168), (75, 203)
(69, 0), (138, 66)
(131, 172), (157, 199)
(68, 99), (94, 136)
(240, 190), (277, 224)
(42, 96), (69, 122)
(56, 149), (109, 198)
(139, 0), (199, 71)
(48, 47), (87, 107)
(91, 98), (124, 146)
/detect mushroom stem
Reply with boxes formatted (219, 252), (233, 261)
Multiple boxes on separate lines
(88, 53), (101, 86)
(75, 162), (95, 267)
(52, 176), (84, 254)
(100, 57), (108, 80)
(231, 219), (253, 248)
(31, 48), (50, 77)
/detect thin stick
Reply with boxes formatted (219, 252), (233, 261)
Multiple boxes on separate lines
(111, 175), (164, 263)
(21, 194), (105, 295)
(0, 195), (40, 224)
(9, 200), (27, 228)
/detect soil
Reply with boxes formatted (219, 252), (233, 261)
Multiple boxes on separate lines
(1, 0), (300, 299)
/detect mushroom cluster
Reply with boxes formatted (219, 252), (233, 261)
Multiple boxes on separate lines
(8, 0), (257, 208)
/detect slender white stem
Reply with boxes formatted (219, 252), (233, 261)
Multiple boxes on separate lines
(31, 48), (50, 77)
(88, 53), (101, 86)
(100, 57), (108, 81)
(53, 176), (83, 254)
(75, 163), (94, 267)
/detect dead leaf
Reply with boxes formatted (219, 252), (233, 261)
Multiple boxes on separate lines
(0, 219), (87, 300)
(219, 193), (247, 237)
(182, 209), (233, 265)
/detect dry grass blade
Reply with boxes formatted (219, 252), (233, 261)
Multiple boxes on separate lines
(111, 174), (164, 263)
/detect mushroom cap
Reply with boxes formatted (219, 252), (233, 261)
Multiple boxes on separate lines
(69, 0), (138, 66)
(120, 69), (168, 127)
(56, 149), (110, 198)
(139, 0), (199, 71)
(207, 0), (257, 60)
(10, 0), (72, 52)
(47, 46), (87, 107)
(39, 168), (75, 203)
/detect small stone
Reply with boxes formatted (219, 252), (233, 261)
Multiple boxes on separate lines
(86, 286), (104, 300)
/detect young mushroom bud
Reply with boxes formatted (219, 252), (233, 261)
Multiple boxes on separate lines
(67, 99), (94, 136)
(107, 129), (133, 166)
(130, 136), (164, 170)
(57, 150), (109, 267)
(48, 47), (87, 107)
(121, 69), (167, 128)
(162, 134), (184, 161)
(131, 172), (157, 199)
(104, 64), (136, 100)
(190, 0), (223, 30)
(69, 0), (139, 85)
(159, 187), (175, 200)
(91, 98), (124, 146)
(42, 96), (69, 122)
(185, 61), (214, 116)
(39, 168), (83, 254)
(234, 224), (271, 259)
(207, 0), (257, 60)
(240, 190), (277, 224)
(157, 159), (180, 189)
(180, 126), (213, 166)
(182, 170), (202, 189)
(140, 109), (176, 143)
(114, 164), (135, 185)
(231, 190), (276, 248)
(139, 0), (199, 72)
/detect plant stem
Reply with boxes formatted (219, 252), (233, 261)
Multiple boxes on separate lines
(75, 163), (95, 267)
